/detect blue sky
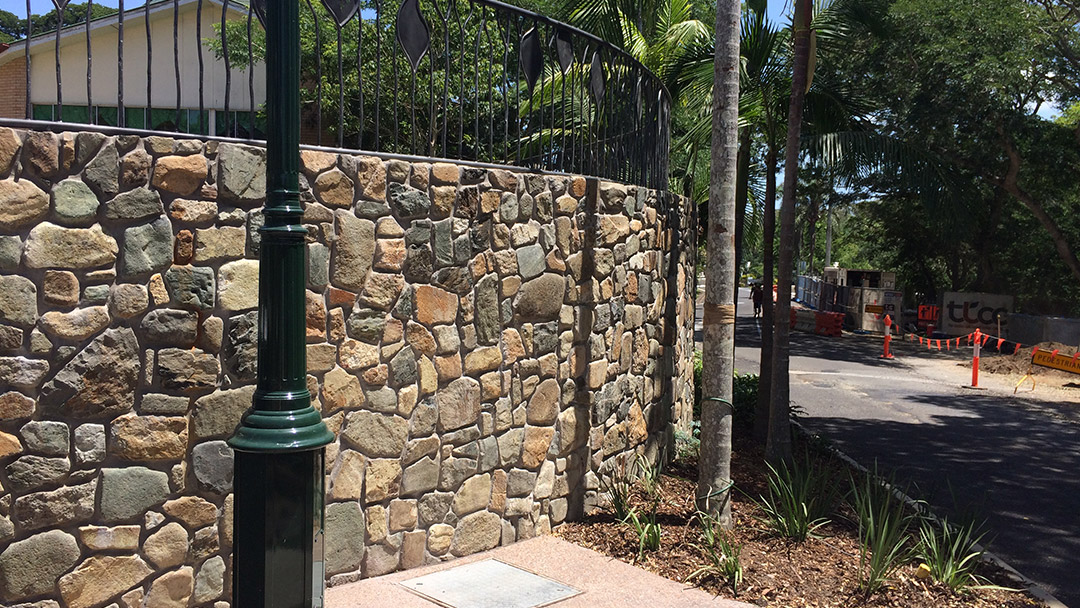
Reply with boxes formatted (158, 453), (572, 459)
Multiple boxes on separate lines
(3, 0), (795, 21)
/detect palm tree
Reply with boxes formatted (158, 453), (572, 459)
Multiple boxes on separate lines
(697, 0), (741, 523)
(769, 0), (812, 466)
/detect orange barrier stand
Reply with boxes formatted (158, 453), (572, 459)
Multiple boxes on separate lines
(970, 328), (981, 388)
(880, 314), (895, 359)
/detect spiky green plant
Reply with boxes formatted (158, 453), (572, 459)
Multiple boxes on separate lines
(688, 511), (744, 595)
(916, 514), (990, 592)
(849, 468), (914, 595)
(755, 455), (840, 541)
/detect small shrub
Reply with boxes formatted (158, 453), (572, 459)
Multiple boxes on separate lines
(674, 424), (700, 461)
(732, 372), (759, 425)
(850, 468), (914, 595)
(600, 469), (634, 522)
(635, 454), (664, 501)
(627, 508), (662, 559)
(756, 455), (840, 542)
(917, 514), (989, 592)
(689, 511), (744, 595)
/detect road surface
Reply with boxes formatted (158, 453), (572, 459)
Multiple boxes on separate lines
(699, 287), (1080, 605)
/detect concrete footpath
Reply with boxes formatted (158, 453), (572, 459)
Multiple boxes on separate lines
(327, 535), (754, 608)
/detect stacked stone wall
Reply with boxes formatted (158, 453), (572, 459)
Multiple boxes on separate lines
(0, 125), (696, 607)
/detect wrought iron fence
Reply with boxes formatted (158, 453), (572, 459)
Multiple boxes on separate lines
(1, 0), (670, 189)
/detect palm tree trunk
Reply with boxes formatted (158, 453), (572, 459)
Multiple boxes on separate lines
(806, 193), (820, 275)
(768, 0), (811, 466)
(755, 141), (777, 445)
(824, 203), (833, 268)
(697, 0), (741, 524)
(734, 127), (752, 300)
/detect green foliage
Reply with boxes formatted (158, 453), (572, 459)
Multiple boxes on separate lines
(600, 470), (634, 522)
(732, 372), (759, 425)
(849, 468), (914, 595)
(626, 507), (662, 559)
(916, 514), (990, 592)
(0, 2), (117, 41)
(634, 454), (663, 502)
(209, 0), (520, 158)
(688, 511), (744, 595)
(754, 454), (840, 542)
(674, 422), (700, 461)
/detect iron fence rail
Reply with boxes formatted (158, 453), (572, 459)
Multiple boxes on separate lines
(3, 0), (670, 189)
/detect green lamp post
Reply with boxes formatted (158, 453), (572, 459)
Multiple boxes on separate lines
(227, 0), (334, 603)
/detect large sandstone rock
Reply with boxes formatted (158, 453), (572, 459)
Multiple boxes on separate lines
(38, 306), (110, 341)
(13, 480), (97, 531)
(217, 143), (266, 205)
(514, 273), (565, 320)
(100, 466), (170, 522)
(527, 378), (560, 425)
(51, 179), (99, 227)
(436, 377), (481, 431)
(0, 127), (20, 174)
(152, 154), (208, 195)
(104, 188), (164, 221)
(82, 139), (119, 197)
(41, 327), (140, 419)
(332, 211), (374, 292)
(0, 357), (48, 391)
(121, 216), (173, 276)
(23, 223), (117, 269)
(193, 555), (225, 603)
(157, 348), (219, 393)
(0, 530), (80, 602)
(110, 414), (188, 461)
(144, 522), (189, 569)
(0, 179), (48, 230)
(144, 566), (194, 608)
(58, 555), (153, 608)
(191, 385), (256, 440)
(342, 411), (408, 458)
(450, 510), (502, 556)
(0, 275), (37, 328)
(218, 259), (260, 311)
(325, 502), (365, 575)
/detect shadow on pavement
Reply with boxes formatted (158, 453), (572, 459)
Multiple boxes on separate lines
(801, 391), (1080, 606)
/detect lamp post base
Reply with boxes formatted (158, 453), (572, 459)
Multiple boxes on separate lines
(232, 449), (326, 608)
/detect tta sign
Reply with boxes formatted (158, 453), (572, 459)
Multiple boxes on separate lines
(940, 292), (1014, 336)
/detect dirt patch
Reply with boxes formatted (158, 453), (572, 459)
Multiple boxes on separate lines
(556, 431), (1042, 607)
(978, 342), (1079, 380)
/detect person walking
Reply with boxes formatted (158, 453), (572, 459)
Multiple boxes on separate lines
(751, 282), (764, 318)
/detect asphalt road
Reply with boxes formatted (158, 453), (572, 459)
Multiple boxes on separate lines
(700, 288), (1080, 605)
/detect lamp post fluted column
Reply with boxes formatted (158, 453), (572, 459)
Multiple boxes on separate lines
(228, 0), (334, 603)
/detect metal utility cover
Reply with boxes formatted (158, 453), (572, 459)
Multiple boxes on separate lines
(399, 559), (581, 608)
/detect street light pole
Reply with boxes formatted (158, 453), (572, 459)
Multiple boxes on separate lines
(228, 0), (334, 603)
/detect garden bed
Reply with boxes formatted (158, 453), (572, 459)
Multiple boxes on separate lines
(556, 428), (1042, 607)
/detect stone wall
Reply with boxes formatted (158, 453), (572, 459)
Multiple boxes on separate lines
(0, 125), (696, 607)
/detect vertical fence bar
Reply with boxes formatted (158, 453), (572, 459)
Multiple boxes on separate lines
(222, 0), (231, 136)
(118, 0), (125, 126)
(145, 0), (152, 128)
(197, 0), (205, 133)
(25, 0), (31, 120)
(86, 0), (93, 123)
(54, 1), (62, 122)
(247, 3), (255, 137)
(174, 0), (181, 129)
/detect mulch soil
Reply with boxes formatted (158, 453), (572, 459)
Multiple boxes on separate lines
(978, 342), (1078, 379)
(555, 429), (1042, 607)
